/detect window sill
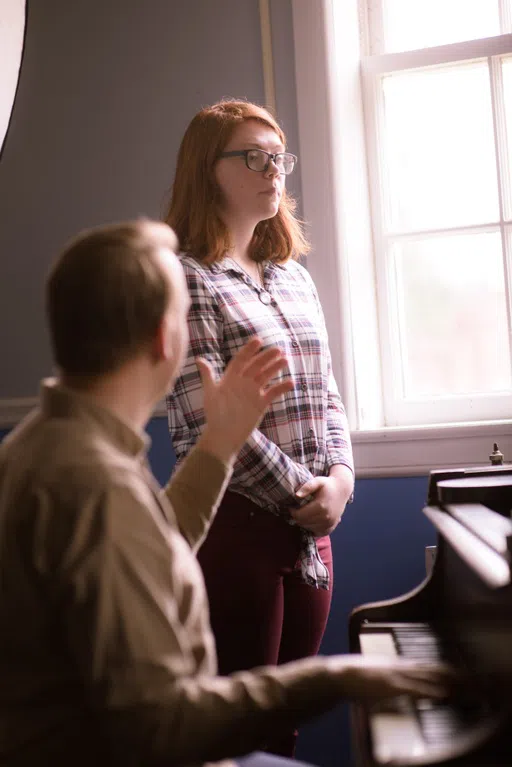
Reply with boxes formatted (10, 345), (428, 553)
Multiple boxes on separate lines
(2, 400), (510, 481)
(352, 420), (512, 478)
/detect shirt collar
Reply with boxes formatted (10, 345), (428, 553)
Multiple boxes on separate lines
(40, 378), (149, 459)
(210, 255), (286, 275)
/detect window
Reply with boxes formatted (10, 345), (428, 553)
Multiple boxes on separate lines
(362, 0), (512, 427)
(291, 0), (512, 474)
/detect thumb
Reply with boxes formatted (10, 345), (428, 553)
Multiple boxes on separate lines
(196, 358), (215, 392)
(296, 477), (323, 498)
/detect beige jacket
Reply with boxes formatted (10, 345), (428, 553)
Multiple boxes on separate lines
(0, 381), (342, 766)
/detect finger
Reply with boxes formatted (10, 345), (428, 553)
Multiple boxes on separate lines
(254, 359), (289, 387)
(226, 338), (264, 375)
(262, 380), (294, 403)
(290, 502), (318, 523)
(291, 500), (325, 519)
(242, 346), (284, 379)
(396, 660), (458, 680)
(398, 677), (449, 700)
(296, 477), (324, 498)
(196, 358), (216, 391)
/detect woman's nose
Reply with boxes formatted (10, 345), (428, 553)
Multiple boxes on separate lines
(265, 158), (280, 178)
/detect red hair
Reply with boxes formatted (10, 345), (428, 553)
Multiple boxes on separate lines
(163, 100), (310, 263)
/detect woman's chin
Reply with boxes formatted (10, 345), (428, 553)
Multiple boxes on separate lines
(258, 202), (280, 221)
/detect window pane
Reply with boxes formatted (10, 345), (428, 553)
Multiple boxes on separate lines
(382, 0), (502, 54)
(383, 62), (499, 232)
(393, 231), (511, 398)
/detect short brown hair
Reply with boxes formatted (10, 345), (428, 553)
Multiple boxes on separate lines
(46, 219), (178, 377)
(164, 99), (310, 264)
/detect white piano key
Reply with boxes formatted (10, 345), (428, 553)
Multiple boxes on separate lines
(359, 632), (397, 657)
(360, 631), (428, 763)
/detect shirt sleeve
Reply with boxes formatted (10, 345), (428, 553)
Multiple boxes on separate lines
(47, 482), (346, 766)
(162, 446), (232, 552)
(305, 269), (354, 475)
(166, 265), (315, 509)
(325, 356), (354, 474)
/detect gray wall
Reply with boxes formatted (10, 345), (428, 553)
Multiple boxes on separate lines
(0, 0), (302, 398)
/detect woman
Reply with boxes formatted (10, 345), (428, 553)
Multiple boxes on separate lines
(164, 100), (354, 758)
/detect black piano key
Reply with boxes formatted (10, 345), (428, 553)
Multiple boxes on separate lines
(393, 625), (447, 663)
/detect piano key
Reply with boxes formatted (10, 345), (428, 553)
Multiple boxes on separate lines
(359, 631), (428, 761)
(393, 625), (446, 663)
(360, 624), (497, 762)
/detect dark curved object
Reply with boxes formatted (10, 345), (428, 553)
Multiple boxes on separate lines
(438, 475), (512, 517)
(0, 0), (28, 162)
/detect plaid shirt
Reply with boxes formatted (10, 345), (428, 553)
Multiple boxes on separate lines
(166, 254), (354, 589)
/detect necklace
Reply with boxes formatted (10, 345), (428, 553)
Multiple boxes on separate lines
(257, 260), (266, 286)
(234, 257), (265, 287)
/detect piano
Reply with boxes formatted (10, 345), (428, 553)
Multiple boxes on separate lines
(349, 461), (512, 766)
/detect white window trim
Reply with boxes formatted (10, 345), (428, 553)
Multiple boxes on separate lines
(2, 398), (511, 478)
(291, 0), (512, 476)
(362, 33), (512, 427)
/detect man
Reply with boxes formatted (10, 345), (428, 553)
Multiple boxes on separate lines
(0, 220), (452, 767)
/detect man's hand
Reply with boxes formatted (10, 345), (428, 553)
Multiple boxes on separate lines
(329, 655), (456, 702)
(290, 464), (354, 537)
(197, 337), (293, 465)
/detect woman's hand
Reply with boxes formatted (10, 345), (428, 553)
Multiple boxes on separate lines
(197, 337), (293, 465)
(290, 465), (354, 536)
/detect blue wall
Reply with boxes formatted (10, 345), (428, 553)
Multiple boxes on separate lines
(1, 418), (435, 766)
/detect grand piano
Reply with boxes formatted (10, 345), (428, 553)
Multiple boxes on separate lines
(349, 460), (512, 766)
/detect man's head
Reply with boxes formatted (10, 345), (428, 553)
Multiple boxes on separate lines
(46, 219), (189, 397)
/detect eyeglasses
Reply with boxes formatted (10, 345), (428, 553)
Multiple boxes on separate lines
(219, 148), (297, 175)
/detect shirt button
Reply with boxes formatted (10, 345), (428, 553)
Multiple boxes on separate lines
(301, 383), (308, 392)
(308, 428), (315, 436)
(291, 340), (299, 348)
(259, 292), (272, 305)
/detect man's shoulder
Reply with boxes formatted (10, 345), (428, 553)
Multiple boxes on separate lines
(1, 413), (139, 504)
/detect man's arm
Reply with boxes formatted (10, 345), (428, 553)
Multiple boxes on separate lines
(163, 446), (231, 551)
(52, 482), (344, 766)
(54, 482), (451, 767)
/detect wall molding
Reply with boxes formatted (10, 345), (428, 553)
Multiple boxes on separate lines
(0, 397), (168, 430)
(259, 0), (277, 114)
(3, 397), (511, 480)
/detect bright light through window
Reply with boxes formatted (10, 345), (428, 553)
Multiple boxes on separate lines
(382, 61), (499, 232)
(394, 232), (511, 398)
(359, 2), (512, 425)
(382, 0), (502, 53)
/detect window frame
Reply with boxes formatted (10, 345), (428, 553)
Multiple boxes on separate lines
(290, 0), (512, 476)
(363, 34), (512, 427)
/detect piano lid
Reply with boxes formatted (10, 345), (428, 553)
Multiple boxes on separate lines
(437, 475), (512, 518)
(428, 463), (512, 505)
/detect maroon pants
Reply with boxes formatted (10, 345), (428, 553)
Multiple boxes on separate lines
(197, 491), (333, 758)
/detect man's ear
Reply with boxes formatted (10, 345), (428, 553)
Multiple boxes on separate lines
(153, 317), (174, 362)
